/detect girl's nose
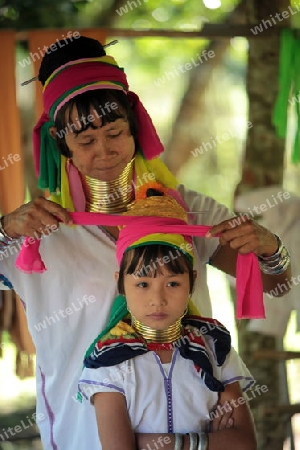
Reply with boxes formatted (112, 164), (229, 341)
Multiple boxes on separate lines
(150, 292), (167, 307)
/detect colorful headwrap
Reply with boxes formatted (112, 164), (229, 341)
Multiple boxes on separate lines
(33, 55), (165, 195)
(116, 189), (194, 265)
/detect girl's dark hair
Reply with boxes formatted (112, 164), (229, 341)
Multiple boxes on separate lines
(38, 36), (138, 157)
(117, 244), (195, 296)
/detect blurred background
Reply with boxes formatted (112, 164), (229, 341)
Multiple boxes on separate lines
(1, 0), (300, 448)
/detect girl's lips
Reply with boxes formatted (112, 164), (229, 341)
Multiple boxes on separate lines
(147, 313), (168, 319)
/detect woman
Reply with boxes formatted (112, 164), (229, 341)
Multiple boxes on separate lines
(0, 36), (289, 449)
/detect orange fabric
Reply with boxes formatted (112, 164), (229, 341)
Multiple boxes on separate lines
(0, 31), (25, 214)
(28, 29), (107, 121)
(0, 31), (34, 370)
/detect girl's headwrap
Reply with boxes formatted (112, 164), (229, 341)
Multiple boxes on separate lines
(33, 54), (166, 200)
(116, 186), (194, 265)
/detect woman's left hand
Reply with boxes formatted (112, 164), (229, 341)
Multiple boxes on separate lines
(206, 216), (278, 257)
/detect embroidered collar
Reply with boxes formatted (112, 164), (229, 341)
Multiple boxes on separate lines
(84, 316), (231, 392)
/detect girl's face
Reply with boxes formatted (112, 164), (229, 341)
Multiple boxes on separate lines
(121, 265), (191, 330)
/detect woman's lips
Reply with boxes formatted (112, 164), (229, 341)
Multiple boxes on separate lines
(96, 163), (119, 171)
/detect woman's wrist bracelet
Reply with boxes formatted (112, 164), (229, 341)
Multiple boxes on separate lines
(258, 234), (290, 275)
(0, 216), (14, 242)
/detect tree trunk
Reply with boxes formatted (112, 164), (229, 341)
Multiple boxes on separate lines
(236, 1), (290, 449)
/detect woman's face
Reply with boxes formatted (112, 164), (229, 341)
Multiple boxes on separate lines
(63, 105), (135, 181)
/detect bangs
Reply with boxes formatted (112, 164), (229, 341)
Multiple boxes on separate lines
(117, 244), (195, 295)
(124, 245), (191, 277)
(55, 89), (137, 136)
(59, 90), (126, 131)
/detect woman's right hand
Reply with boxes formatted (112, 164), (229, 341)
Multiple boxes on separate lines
(1, 197), (73, 239)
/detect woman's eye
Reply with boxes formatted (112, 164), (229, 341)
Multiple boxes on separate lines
(80, 140), (94, 146)
(107, 131), (122, 139)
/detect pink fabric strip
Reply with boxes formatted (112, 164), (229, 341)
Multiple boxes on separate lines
(15, 212), (265, 319)
(66, 161), (86, 211)
(115, 217), (209, 264)
(127, 91), (164, 160)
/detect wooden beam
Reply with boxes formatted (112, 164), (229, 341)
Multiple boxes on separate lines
(258, 404), (300, 416)
(14, 24), (291, 42)
(253, 350), (300, 360)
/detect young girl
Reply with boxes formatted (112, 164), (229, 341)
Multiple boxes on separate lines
(78, 185), (257, 450)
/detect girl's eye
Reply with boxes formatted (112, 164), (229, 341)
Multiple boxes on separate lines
(137, 282), (148, 288)
(167, 281), (179, 287)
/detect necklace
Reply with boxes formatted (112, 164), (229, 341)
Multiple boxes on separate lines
(81, 157), (135, 213)
(131, 315), (184, 350)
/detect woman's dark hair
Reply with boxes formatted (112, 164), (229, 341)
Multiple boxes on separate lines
(117, 244), (195, 296)
(38, 36), (138, 157)
(39, 36), (106, 84)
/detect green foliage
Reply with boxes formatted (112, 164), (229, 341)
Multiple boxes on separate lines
(111, 0), (240, 30)
(0, 0), (88, 28)
(80, 0), (240, 29)
(0, 0), (241, 32)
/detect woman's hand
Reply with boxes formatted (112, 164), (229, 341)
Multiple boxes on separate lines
(2, 197), (72, 239)
(207, 216), (278, 257)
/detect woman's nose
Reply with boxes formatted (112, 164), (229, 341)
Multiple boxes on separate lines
(95, 140), (113, 158)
